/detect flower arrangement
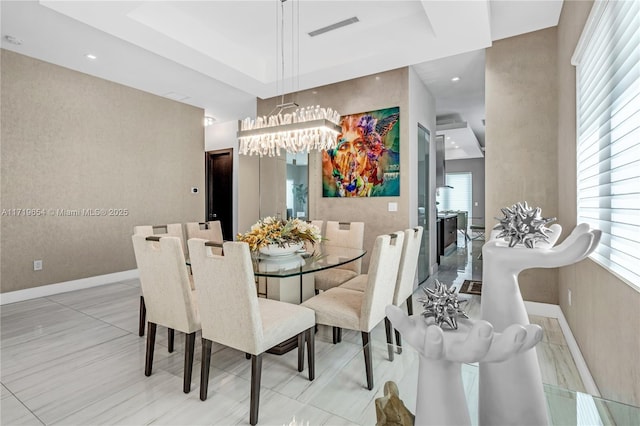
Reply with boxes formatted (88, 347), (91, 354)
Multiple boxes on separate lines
(237, 216), (322, 252)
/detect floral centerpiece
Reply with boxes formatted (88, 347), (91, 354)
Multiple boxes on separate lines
(237, 216), (322, 254)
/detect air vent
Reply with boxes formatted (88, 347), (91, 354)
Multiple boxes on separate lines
(308, 17), (359, 37)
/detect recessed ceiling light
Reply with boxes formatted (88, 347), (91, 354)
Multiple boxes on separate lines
(446, 136), (450, 140)
(4, 35), (23, 45)
(204, 116), (216, 127)
(451, 76), (460, 82)
(455, 145), (459, 149)
(450, 141), (455, 144)
(85, 54), (97, 60)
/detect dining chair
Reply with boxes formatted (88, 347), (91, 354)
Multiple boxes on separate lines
(302, 231), (404, 390)
(185, 221), (223, 243)
(313, 221), (365, 292)
(340, 227), (423, 353)
(188, 239), (316, 426)
(131, 235), (201, 394)
(133, 224), (186, 339)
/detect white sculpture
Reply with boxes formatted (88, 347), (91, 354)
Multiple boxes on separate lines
(386, 305), (543, 426)
(479, 223), (601, 425)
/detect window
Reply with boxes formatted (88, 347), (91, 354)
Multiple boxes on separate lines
(572, 0), (640, 289)
(438, 172), (472, 220)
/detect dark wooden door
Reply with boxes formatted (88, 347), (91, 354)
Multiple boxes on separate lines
(205, 149), (233, 240)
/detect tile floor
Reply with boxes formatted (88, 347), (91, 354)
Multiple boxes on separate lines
(1, 234), (616, 425)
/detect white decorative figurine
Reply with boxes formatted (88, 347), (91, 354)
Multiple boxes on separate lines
(480, 222), (601, 425)
(386, 305), (543, 426)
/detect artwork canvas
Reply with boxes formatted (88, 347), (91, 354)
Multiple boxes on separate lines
(322, 106), (400, 197)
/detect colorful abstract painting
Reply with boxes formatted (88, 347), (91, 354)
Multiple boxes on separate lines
(322, 106), (400, 197)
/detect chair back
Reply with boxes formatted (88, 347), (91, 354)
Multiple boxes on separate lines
(186, 221), (223, 243)
(393, 227), (424, 306)
(134, 224), (186, 257)
(188, 239), (264, 354)
(360, 232), (404, 331)
(131, 235), (199, 333)
(324, 221), (365, 273)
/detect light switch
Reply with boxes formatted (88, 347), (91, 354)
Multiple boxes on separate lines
(388, 202), (398, 212)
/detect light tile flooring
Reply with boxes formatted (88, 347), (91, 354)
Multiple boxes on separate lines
(0, 236), (599, 425)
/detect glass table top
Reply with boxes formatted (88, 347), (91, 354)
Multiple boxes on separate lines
(252, 243), (366, 278)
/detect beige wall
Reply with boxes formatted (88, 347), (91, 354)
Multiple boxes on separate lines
(556, 1), (640, 407)
(1, 50), (205, 293)
(246, 67), (436, 271)
(485, 28), (559, 303)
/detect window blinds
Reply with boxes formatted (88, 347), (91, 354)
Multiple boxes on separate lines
(441, 172), (473, 215)
(573, 0), (640, 289)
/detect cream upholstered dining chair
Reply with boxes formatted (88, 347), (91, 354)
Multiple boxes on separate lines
(185, 221), (223, 243)
(188, 239), (316, 426)
(131, 235), (201, 394)
(302, 231), (404, 390)
(313, 221), (365, 292)
(133, 224), (186, 339)
(340, 227), (423, 354)
(389, 226), (423, 352)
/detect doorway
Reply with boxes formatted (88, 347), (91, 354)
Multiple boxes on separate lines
(205, 149), (233, 240)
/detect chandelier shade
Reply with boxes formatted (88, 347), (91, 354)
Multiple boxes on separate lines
(238, 105), (341, 157)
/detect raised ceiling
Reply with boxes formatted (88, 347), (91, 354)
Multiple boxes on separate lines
(1, 1), (563, 157)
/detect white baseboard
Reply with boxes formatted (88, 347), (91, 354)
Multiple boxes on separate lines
(525, 301), (601, 397)
(0, 269), (139, 305)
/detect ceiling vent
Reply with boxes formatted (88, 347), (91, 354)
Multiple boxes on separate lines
(308, 17), (359, 37)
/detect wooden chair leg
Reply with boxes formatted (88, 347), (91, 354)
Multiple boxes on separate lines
(183, 332), (196, 393)
(138, 296), (146, 336)
(297, 331), (305, 372)
(332, 327), (342, 344)
(306, 327), (315, 381)
(245, 353), (251, 360)
(168, 328), (175, 353)
(384, 317), (394, 362)
(393, 294), (413, 354)
(361, 331), (373, 390)
(250, 354), (263, 426)
(144, 322), (157, 376)
(406, 295), (414, 316)
(395, 329), (403, 354)
(200, 338), (212, 401)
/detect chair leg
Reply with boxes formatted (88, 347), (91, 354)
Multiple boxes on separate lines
(183, 332), (196, 393)
(384, 317), (394, 362)
(250, 354), (263, 426)
(168, 328), (175, 353)
(144, 322), (157, 376)
(395, 329), (402, 354)
(333, 327), (342, 344)
(138, 296), (146, 337)
(245, 353), (251, 360)
(306, 327), (315, 381)
(297, 331), (305, 372)
(361, 331), (373, 390)
(406, 294), (414, 316)
(200, 338), (212, 401)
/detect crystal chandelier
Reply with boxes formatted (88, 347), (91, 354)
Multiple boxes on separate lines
(237, 0), (341, 157)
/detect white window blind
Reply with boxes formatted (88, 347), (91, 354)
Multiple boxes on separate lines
(573, 0), (640, 289)
(440, 173), (472, 217)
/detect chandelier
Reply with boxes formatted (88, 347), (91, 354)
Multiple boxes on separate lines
(237, 0), (341, 157)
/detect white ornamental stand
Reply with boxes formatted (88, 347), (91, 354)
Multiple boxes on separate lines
(479, 223), (601, 426)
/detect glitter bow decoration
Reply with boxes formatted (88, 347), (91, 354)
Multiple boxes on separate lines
(419, 280), (468, 330)
(495, 201), (556, 248)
